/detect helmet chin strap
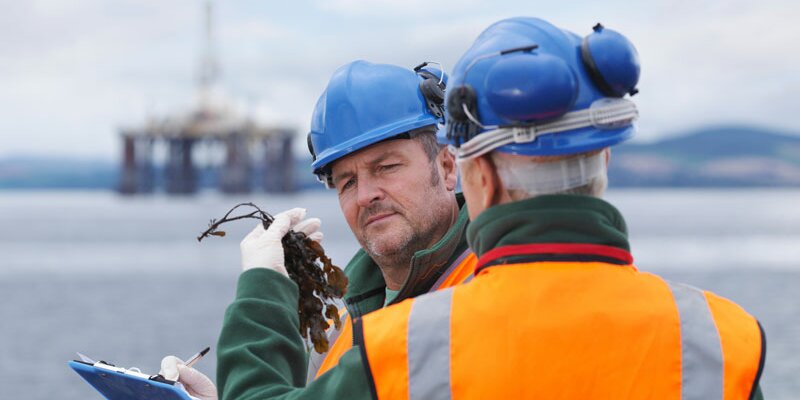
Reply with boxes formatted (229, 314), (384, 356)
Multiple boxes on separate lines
(493, 150), (607, 195)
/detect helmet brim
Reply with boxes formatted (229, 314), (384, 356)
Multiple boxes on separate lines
(311, 115), (439, 174)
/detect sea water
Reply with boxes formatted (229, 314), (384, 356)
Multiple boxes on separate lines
(0, 189), (797, 399)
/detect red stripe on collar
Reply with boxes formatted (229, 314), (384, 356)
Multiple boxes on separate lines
(476, 243), (633, 270)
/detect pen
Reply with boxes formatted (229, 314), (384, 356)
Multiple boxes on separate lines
(184, 347), (211, 369)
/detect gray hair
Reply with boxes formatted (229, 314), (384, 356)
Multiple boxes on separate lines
(489, 150), (608, 200)
(407, 125), (446, 186)
(407, 125), (445, 162)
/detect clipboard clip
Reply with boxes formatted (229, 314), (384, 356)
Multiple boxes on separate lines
(76, 352), (175, 384)
(150, 374), (176, 384)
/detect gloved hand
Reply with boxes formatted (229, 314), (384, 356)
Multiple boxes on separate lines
(240, 207), (323, 275)
(160, 356), (218, 400)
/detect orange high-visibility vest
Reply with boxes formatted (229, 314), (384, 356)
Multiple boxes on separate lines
(307, 249), (477, 381)
(358, 243), (765, 400)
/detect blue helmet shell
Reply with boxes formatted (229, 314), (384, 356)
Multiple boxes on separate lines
(440, 17), (639, 156)
(309, 60), (444, 174)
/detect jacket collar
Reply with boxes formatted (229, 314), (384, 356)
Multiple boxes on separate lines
(467, 195), (630, 262)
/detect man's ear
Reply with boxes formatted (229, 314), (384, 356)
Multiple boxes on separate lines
(473, 155), (505, 209)
(439, 147), (458, 191)
(604, 147), (611, 167)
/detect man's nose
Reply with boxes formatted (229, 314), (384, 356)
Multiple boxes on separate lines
(356, 176), (384, 207)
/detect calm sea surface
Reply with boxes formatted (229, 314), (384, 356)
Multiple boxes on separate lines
(0, 189), (798, 399)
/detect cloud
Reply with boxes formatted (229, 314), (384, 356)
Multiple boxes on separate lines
(0, 0), (797, 159)
(623, 1), (800, 137)
(315, 0), (482, 17)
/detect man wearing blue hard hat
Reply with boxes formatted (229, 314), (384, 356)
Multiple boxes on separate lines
(352, 17), (766, 399)
(161, 60), (478, 399)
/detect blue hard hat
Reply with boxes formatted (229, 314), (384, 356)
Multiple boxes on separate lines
(441, 17), (640, 158)
(308, 60), (446, 178)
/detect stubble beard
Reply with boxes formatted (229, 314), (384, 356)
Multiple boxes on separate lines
(364, 221), (416, 262)
(360, 169), (448, 270)
(362, 208), (442, 271)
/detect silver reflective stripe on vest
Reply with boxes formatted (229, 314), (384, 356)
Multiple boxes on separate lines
(306, 309), (349, 383)
(407, 288), (454, 400)
(667, 281), (723, 400)
(431, 248), (472, 290)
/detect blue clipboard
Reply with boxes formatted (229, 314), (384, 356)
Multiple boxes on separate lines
(69, 360), (193, 400)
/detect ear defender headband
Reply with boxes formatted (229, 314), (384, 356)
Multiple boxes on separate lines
(446, 23), (640, 155)
(307, 133), (317, 162)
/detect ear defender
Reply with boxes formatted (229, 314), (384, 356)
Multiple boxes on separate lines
(580, 23), (640, 97)
(484, 51), (579, 122)
(446, 43), (579, 145)
(445, 85), (480, 147)
(414, 64), (447, 119)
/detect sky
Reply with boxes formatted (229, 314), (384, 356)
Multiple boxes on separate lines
(1, 0), (798, 160)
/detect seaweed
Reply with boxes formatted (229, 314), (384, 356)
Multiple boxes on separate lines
(198, 203), (348, 353)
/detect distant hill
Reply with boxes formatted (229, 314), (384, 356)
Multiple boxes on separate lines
(2, 125), (799, 190)
(0, 156), (117, 190)
(0, 155), (321, 191)
(609, 126), (800, 187)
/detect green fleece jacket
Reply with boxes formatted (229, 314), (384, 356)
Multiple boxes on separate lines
(216, 196), (471, 399)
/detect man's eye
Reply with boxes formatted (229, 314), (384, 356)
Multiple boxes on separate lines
(340, 178), (355, 192)
(379, 163), (400, 172)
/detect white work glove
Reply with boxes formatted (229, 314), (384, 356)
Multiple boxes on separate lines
(160, 356), (218, 400)
(240, 207), (323, 275)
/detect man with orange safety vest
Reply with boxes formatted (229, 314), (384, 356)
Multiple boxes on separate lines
(356, 17), (766, 399)
(159, 60), (477, 399)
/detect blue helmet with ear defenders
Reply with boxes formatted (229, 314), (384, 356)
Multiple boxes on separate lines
(308, 60), (447, 186)
(441, 17), (640, 159)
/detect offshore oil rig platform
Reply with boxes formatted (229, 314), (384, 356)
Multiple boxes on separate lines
(118, 2), (295, 195)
